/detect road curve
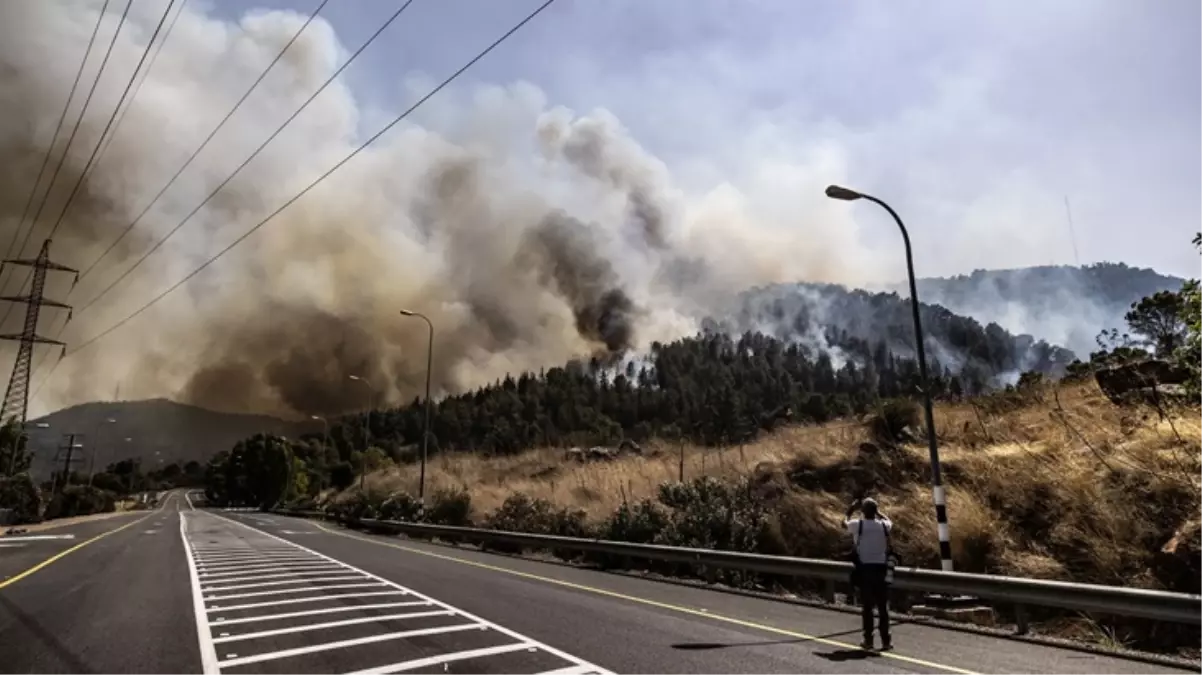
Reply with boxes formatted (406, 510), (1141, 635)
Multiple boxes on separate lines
(0, 495), (1193, 674)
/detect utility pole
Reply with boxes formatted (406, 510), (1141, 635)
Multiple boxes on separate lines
(0, 239), (78, 425)
(51, 433), (83, 495)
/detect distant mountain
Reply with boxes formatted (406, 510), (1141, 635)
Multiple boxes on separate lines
(906, 263), (1186, 357)
(26, 399), (313, 480)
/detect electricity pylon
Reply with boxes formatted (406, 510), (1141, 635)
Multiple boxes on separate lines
(0, 239), (78, 425)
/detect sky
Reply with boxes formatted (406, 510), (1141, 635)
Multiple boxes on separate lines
(209, 0), (1202, 280)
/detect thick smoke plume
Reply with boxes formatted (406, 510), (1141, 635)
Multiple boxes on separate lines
(1, 0), (887, 419)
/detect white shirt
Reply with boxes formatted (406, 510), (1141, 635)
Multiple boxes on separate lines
(846, 516), (892, 564)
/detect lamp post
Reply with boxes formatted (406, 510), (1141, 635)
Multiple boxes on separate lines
(824, 184), (953, 572)
(88, 417), (117, 486)
(311, 415), (330, 454)
(399, 309), (434, 508)
(348, 375), (373, 490)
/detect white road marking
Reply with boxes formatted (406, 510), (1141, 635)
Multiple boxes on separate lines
(0, 534), (75, 541)
(197, 557), (336, 566)
(0, 542), (28, 548)
(198, 568), (356, 583)
(181, 513), (221, 675)
(348, 642), (541, 675)
(144, 530), (160, 535)
(193, 548), (301, 557)
(201, 574), (363, 592)
(211, 600), (432, 626)
(216, 624), (484, 668)
(208, 590), (409, 613)
(186, 510), (610, 675)
(204, 581), (385, 601)
(538, 667), (606, 675)
(211, 609), (455, 643)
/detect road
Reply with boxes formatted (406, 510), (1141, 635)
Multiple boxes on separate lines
(0, 492), (1193, 674)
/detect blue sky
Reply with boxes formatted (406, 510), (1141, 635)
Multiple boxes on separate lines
(202, 0), (1201, 280)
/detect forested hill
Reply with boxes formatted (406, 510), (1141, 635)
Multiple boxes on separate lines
(909, 263), (1185, 356)
(322, 284), (1074, 459)
(711, 282), (1076, 382)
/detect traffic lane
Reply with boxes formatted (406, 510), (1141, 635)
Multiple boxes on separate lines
(0, 510), (149, 586)
(188, 510), (606, 675)
(236, 514), (1193, 675)
(221, 513), (945, 675)
(0, 508), (198, 674)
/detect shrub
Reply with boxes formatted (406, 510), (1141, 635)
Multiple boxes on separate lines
(602, 498), (668, 544)
(378, 492), (422, 522)
(43, 486), (116, 520)
(426, 488), (472, 526)
(656, 477), (767, 553)
(0, 473), (42, 524)
(329, 462), (356, 490)
(483, 493), (593, 556)
(326, 488), (386, 522)
(866, 399), (920, 448)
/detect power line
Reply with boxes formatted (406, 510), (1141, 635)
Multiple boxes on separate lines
(72, 0), (413, 318)
(0, 0), (111, 274)
(32, 0), (558, 399)
(43, 0), (179, 242)
(0, 0), (133, 329)
(94, 0), (192, 168)
(4, 0), (173, 405)
(76, 0), (330, 283)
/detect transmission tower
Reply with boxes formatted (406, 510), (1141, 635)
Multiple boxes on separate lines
(0, 239), (78, 425)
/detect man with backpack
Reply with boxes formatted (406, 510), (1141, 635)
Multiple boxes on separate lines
(845, 497), (894, 651)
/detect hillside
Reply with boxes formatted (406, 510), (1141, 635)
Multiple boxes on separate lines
(26, 399), (310, 479)
(354, 379), (1201, 597)
(909, 263), (1186, 357)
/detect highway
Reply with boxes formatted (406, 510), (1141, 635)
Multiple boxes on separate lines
(0, 491), (1194, 674)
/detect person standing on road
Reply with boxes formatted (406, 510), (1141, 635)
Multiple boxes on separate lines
(845, 497), (893, 651)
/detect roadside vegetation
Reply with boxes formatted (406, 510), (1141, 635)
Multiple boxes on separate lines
(0, 437), (204, 525)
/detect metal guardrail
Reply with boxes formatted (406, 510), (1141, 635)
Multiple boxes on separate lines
(274, 508), (1202, 630)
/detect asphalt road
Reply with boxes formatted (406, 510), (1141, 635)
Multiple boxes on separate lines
(0, 494), (1194, 674)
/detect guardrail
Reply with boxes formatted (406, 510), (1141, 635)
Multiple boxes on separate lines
(273, 508), (1201, 633)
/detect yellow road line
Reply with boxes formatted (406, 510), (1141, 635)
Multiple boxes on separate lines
(0, 513), (153, 590)
(310, 520), (976, 675)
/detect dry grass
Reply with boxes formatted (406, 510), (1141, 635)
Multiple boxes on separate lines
(350, 380), (1201, 588)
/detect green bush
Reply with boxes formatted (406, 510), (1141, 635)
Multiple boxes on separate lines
(43, 486), (116, 520)
(426, 488), (472, 526)
(378, 492), (422, 522)
(483, 493), (593, 556)
(326, 488), (385, 522)
(602, 498), (668, 544)
(0, 473), (43, 524)
(656, 477), (767, 554)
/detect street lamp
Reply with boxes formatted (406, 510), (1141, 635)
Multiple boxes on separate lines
(825, 184), (953, 572)
(311, 415), (330, 454)
(348, 375), (373, 490)
(88, 417), (117, 486)
(400, 309), (434, 507)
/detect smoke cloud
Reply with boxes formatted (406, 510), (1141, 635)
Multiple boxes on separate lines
(0, 0), (892, 419)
